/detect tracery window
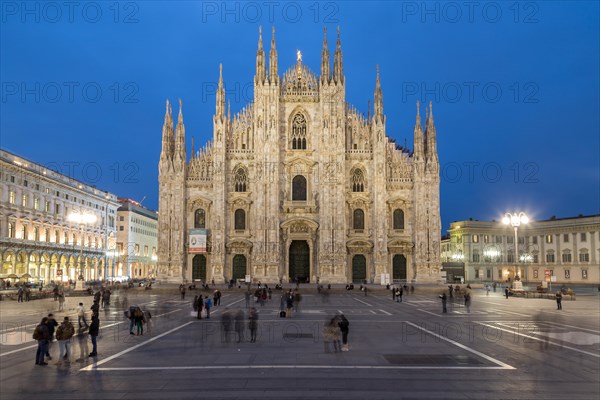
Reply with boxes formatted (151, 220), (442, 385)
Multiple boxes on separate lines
(352, 169), (365, 192)
(292, 175), (307, 201)
(291, 113), (307, 150)
(194, 209), (206, 229)
(234, 168), (248, 192)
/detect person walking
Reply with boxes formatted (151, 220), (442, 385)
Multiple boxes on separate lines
(75, 326), (89, 362)
(440, 293), (447, 313)
(17, 286), (24, 303)
(55, 316), (75, 364)
(91, 300), (100, 317)
(88, 315), (99, 357)
(77, 302), (88, 328)
(133, 307), (145, 335)
(391, 286), (396, 301)
(338, 314), (350, 351)
(286, 293), (294, 318)
(33, 317), (50, 365)
(505, 287), (510, 299)
(244, 291), (251, 308)
(464, 292), (471, 313)
(324, 317), (340, 353)
(555, 291), (563, 310)
(204, 296), (213, 319)
(234, 310), (245, 343)
(221, 308), (232, 343)
(397, 287), (403, 303)
(196, 295), (204, 319)
(180, 285), (186, 300)
(58, 290), (66, 311)
(192, 295), (199, 312)
(248, 307), (258, 343)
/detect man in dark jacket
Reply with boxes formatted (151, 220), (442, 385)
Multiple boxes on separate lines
(338, 314), (350, 351)
(45, 314), (58, 360)
(34, 317), (50, 365)
(88, 315), (100, 357)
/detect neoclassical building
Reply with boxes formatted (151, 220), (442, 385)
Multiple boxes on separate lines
(0, 149), (119, 284)
(157, 27), (441, 284)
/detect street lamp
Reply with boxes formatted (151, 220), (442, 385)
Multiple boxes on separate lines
(502, 212), (529, 288)
(68, 212), (97, 290)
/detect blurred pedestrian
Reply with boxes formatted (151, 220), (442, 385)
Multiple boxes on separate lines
(464, 292), (471, 313)
(75, 326), (89, 362)
(77, 302), (88, 328)
(196, 295), (204, 319)
(221, 308), (232, 343)
(55, 316), (75, 364)
(91, 300), (100, 317)
(245, 291), (251, 308)
(58, 290), (65, 311)
(234, 310), (245, 343)
(505, 287), (509, 299)
(248, 307), (258, 342)
(324, 317), (339, 353)
(192, 295), (199, 312)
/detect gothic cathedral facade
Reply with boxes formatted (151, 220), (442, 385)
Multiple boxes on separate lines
(157, 27), (441, 284)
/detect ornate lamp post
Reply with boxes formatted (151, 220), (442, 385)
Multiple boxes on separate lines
(502, 212), (529, 288)
(68, 212), (97, 290)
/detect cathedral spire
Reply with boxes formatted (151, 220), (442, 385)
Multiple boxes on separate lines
(269, 26), (278, 84)
(321, 26), (330, 84)
(333, 26), (344, 85)
(255, 25), (266, 84)
(160, 99), (174, 161)
(413, 101), (424, 161)
(373, 65), (384, 124)
(215, 64), (225, 122)
(175, 99), (186, 161)
(425, 101), (439, 167)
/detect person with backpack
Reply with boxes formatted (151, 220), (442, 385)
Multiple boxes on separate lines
(55, 316), (75, 364)
(133, 307), (145, 335)
(33, 317), (50, 365)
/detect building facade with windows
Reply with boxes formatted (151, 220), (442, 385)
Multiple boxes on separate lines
(157, 27), (441, 284)
(0, 149), (119, 284)
(441, 215), (600, 284)
(116, 198), (158, 280)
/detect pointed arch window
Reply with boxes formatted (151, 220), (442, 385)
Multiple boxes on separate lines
(292, 175), (307, 201)
(194, 208), (206, 229)
(234, 168), (248, 192)
(393, 209), (405, 230)
(353, 209), (365, 230)
(291, 113), (307, 150)
(234, 209), (246, 230)
(352, 169), (365, 192)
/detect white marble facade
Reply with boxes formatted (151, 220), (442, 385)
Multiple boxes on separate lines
(157, 27), (441, 285)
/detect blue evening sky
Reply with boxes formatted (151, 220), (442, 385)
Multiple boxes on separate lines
(1, 1), (598, 231)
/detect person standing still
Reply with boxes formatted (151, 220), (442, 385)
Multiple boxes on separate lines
(45, 314), (58, 360)
(555, 291), (563, 310)
(505, 287), (510, 299)
(88, 315), (99, 357)
(338, 314), (350, 351)
(204, 297), (213, 319)
(196, 295), (204, 319)
(440, 293), (447, 313)
(34, 317), (50, 366)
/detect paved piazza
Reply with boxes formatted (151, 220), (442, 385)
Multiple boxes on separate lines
(1, 286), (599, 399)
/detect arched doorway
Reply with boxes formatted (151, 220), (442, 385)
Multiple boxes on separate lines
(289, 240), (310, 283)
(192, 255), (207, 281)
(352, 254), (367, 283)
(232, 255), (247, 280)
(393, 254), (407, 281)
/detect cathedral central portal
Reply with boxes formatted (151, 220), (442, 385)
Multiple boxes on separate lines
(289, 240), (310, 283)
